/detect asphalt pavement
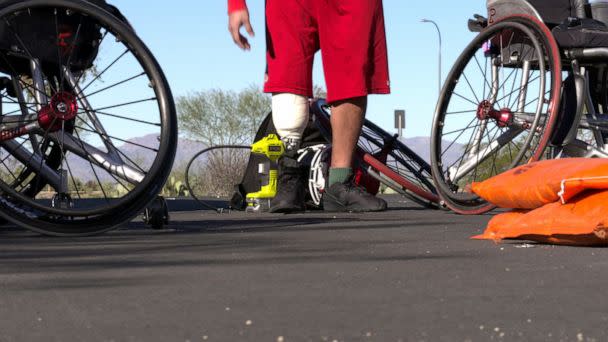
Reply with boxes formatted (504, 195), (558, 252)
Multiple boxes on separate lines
(1, 196), (607, 342)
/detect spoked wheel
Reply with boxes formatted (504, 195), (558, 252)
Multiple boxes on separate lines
(0, 0), (177, 236)
(431, 16), (561, 214)
(311, 100), (439, 208)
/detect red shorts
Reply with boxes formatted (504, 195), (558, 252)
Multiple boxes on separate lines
(264, 0), (390, 103)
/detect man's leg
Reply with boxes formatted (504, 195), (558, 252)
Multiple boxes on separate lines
(317, 0), (389, 212)
(322, 96), (387, 212)
(328, 97), (366, 185)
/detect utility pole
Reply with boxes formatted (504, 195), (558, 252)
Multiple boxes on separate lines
(421, 19), (443, 95)
(395, 109), (405, 137)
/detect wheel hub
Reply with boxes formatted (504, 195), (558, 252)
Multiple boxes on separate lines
(476, 100), (512, 127)
(38, 92), (79, 131)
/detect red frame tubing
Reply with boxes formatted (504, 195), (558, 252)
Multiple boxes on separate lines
(362, 152), (440, 203)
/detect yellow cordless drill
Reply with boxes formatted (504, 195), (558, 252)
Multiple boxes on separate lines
(245, 134), (285, 212)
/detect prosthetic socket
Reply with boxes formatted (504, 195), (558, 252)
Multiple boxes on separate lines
(272, 93), (309, 154)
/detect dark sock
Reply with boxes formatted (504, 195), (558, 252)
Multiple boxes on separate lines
(328, 167), (353, 187)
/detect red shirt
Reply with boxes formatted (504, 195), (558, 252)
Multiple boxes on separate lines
(228, 0), (247, 13)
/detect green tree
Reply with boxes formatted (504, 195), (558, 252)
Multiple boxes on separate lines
(176, 85), (328, 198)
(177, 85), (271, 146)
(313, 85), (327, 99)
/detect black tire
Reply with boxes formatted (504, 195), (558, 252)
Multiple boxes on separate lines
(430, 16), (561, 215)
(0, 0), (177, 236)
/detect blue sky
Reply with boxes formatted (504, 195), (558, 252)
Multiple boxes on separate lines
(114, 1), (487, 138)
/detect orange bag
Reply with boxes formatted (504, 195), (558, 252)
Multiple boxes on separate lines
(558, 176), (608, 203)
(471, 158), (608, 209)
(473, 190), (608, 246)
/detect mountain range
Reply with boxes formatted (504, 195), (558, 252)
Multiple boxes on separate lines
(65, 134), (463, 182)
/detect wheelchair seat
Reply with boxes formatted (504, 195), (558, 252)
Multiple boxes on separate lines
(528, 0), (587, 25)
(552, 17), (608, 48)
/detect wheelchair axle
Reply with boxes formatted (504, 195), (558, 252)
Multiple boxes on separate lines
(0, 91), (78, 142)
(476, 100), (513, 127)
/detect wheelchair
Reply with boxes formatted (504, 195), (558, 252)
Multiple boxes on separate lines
(430, 0), (608, 214)
(0, 0), (177, 235)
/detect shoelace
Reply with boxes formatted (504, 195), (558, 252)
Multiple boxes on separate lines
(342, 181), (372, 197)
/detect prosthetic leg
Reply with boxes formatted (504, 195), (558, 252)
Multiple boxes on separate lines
(269, 93), (309, 213)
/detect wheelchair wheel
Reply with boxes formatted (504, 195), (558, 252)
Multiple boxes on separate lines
(430, 16), (561, 214)
(311, 100), (439, 208)
(0, 0), (177, 236)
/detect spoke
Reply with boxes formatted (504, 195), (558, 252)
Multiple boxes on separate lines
(0, 116), (38, 126)
(17, 78), (52, 106)
(506, 67), (520, 110)
(52, 129), (145, 185)
(461, 71), (481, 104)
(523, 88), (551, 109)
(113, 144), (148, 175)
(2, 104), (37, 117)
(58, 121), (67, 193)
(494, 65), (519, 109)
(72, 124), (110, 203)
(31, 118), (61, 193)
(498, 30), (517, 109)
(483, 125), (503, 179)
(10, 117), (60, 193)
(0, 137), (29, 165)
(451, 119), (486, 176)
(507, 139), (514, 162)
(494, 75), (541, 105)
(83, 72), (147, 98)
(73, 30), (109, 87)
(76, 97), (157, 114)
(59, 15), (84, 89)
(77, 49), (129, 96)
(442, 118), (480, 136)
(3, 19), (56, 94)
(445, 109), (476, 115)
(74, 124), (159, 152)
(0, 157), (18, 183)
(64, 149), (82, 200)
(0, 97), (38, 106)
(54, 8), (64, 91)
(452, 92), (479, 107)
(473, 54), (491, 100)
(74, 117), (150, 174)
(92, 110), (161, 126)
(440, 117), (480, 158)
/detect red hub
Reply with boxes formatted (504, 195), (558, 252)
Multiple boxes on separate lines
(476, 100), (513, 128)
(38, 92), (79, 131)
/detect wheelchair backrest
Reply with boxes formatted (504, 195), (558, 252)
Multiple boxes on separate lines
(0, 0), (128, 75)
(487, 0), (588, 26)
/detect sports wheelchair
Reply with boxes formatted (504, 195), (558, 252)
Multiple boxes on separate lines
(430, 0), (608, 214)
(0, 0), (177, 235)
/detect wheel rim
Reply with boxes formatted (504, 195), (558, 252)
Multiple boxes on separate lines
(431, 18), (561, 213)
(0, 0), (176, 232)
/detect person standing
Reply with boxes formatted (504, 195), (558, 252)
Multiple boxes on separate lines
(228, 0), (391, 212)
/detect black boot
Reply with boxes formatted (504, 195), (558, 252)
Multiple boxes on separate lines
(269, 150), (307, 213)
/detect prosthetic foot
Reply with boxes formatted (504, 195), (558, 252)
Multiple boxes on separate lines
(269, 139), (307, 213)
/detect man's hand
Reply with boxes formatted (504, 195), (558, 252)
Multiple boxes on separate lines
(228, 9), (255, 50)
